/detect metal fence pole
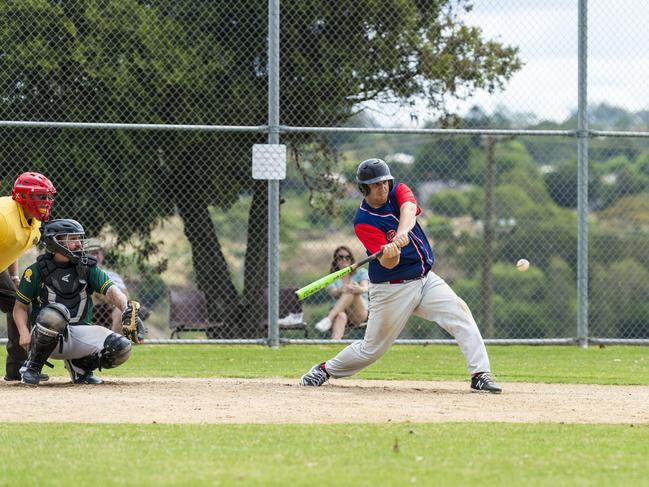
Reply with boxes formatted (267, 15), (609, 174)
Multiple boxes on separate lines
(482, 137), (496, 338)
(577, 0), (589, 348)
(267, 0), (281, 348)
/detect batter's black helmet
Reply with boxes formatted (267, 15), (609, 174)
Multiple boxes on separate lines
(356, 158), (394, 196)
(42, 219), (88, 263)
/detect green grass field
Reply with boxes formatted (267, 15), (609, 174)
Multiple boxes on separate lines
(1, 345), (648, 486)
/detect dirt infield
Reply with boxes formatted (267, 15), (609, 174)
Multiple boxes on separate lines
(2, 377), (648, 424)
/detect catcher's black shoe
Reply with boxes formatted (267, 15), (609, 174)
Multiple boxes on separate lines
(20, 367), (43, 386)
(470, 372), (502, 394)
(73, 372), (104, 385)
(300, 363), (330, 386)
(64, 359), (104, 385)
(6, 372), (49, 382)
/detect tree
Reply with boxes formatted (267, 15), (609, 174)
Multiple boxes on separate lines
(0, 0), (522, 336)
(590, 259), (649, 338)
(544, 160), (603, 209)
(544, 257), (576, 337)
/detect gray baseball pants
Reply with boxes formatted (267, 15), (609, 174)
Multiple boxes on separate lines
(325, 271), (491, 377)
(49, 325), (121, 376)
(49, 325), (115, 360)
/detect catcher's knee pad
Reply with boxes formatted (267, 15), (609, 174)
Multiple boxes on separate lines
(100, 333), (132, 369)
(36, 303), (70, 333)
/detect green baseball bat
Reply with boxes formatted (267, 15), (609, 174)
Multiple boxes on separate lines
(296, 250), (383, 301)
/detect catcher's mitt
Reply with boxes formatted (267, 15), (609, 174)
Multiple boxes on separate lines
(121, 300), (145, 344)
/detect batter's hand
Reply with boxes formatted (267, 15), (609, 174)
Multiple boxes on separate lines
(392, 233), (410, 248)
(381, 242), (401, 259)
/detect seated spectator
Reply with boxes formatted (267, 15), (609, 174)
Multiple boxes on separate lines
(87, 240), (129, 332)
(314, 246), (369, 339)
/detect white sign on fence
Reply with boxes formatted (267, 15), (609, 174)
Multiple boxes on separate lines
(252, 144), (287, 180)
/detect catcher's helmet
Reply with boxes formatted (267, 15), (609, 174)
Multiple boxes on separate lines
(356, 158), (394, 196)
(12, 172), (56, 221)
(42, 219), (88, 262)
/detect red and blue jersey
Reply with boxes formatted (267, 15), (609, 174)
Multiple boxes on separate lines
(354, 181), (434, 283)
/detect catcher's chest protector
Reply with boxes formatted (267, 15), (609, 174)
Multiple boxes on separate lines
(37, 255), (94, 323)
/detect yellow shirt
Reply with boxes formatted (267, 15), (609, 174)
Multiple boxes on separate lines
(0, 196), (42, 272)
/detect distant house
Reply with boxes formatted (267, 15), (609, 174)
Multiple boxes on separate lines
(416, 180), (472, 204)
(386, 153), (415, 165)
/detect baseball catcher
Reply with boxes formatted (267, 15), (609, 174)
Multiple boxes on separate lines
(13, 219), (144, 386)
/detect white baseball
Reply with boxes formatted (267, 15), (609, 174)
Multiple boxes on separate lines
(516, 259), (530, 272)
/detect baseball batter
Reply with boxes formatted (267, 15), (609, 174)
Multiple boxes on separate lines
(1, 172), (56, 382)
(300, 158), (502, 393)
(13, 219), (142, 386)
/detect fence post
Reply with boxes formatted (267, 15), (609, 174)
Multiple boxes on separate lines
(576, 0), (589, 348)
(482, 137), (496, 338)
(267, 0), (281, 348)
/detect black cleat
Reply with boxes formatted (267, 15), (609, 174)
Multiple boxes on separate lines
(300, 363), (330, 386)
(6, 372), (49, 382)
(73, 372), (104, 385)
(64, 359), (103, 385)
(20, 368), (43, 386)
(471, 372), (502, 394)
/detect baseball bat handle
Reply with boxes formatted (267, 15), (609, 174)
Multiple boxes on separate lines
(351, 249), (383, 271)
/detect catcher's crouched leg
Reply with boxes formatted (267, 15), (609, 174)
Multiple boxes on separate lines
(22, 303), (70, 386)
(66, 333), (132, 385)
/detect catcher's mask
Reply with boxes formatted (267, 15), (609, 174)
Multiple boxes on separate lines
(42, 219), (89, 263)
(12, 172), (56, 221)
(356, 158), (394, 196)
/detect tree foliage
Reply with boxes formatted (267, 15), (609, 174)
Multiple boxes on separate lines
(0, 0), (522, 335)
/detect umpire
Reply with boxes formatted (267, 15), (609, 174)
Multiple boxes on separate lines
(1, 172), (56, 381)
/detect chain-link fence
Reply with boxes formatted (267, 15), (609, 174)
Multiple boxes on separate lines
(1, 1), (648, 344)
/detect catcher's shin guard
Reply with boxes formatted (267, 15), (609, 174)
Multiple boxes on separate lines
(21, 324), (59, 386)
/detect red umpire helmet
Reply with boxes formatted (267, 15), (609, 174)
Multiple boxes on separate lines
(356, 158), (394, 196)
(12, 172), (56, 221)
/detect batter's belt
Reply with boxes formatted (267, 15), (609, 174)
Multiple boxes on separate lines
(386, 270), (429, 285)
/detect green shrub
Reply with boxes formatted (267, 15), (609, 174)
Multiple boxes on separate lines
(428, 190), (471, 217)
